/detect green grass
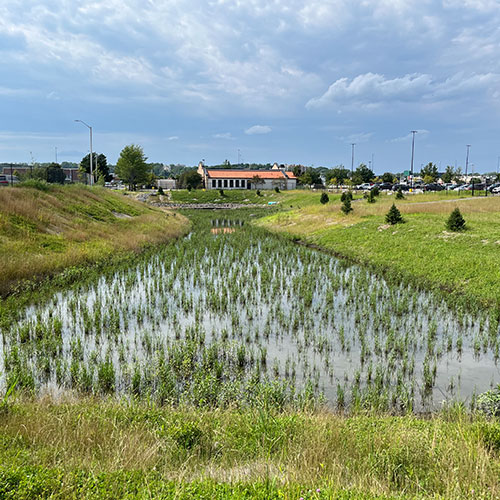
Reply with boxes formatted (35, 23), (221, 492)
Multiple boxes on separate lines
(257, 193), (500, 310)
(169, 188), (346, 207)
(1, 398), (499, 499)
(0, 184), (189, 296)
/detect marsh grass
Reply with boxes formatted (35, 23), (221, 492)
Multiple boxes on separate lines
(2, 209), (497, 413)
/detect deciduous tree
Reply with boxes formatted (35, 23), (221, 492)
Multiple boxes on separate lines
(115, 145), (151, 191)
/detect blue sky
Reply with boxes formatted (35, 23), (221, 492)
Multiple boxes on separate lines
(1, 0), (499, 173)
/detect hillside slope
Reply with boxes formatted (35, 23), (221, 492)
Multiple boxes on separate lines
(0, 182), (188, 295)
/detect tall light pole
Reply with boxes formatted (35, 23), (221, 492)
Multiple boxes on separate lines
(410, 131), (417, 189)
(75, 120), (93, 185)
(465, 145), (471, 180)
(351, 143), (355, 179)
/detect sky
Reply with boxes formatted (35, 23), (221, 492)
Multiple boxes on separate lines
(1, 0), (499, 174)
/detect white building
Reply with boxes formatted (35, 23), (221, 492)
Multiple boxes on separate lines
(197, 165), (297, 190)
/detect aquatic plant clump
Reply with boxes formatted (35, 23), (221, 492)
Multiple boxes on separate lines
(1, 212), (498, 412)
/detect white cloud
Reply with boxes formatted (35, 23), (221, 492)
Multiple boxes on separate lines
(307, 72), (500, 109)
(213, 132), (234, 140)
(307, 73), (433, 109)
(389, 130), (430, 143)
(339, 132), (373, 144)
(167, 136), (179, 141)
(245, 125), (272, 135)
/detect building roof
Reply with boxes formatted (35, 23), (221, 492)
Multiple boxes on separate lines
(206, 169), (296, 180)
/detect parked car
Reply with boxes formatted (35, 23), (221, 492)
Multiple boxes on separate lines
(465, 183), (485, 190)
(424, 183), (445, 191)
(0, 174), (18, 186)
(492, 186), (500, 194)
(356, 183), (372, 190)
(375, 182), (393, 191)
(392, 184), (410, 192)
(488, 183), (500, 192)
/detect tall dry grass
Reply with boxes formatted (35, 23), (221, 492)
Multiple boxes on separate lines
(0, 185), (189, 294)
(1, 398), (498, 498)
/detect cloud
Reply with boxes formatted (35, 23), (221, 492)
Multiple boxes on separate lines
(213, 132), (234, 140)
(167, 136), (179, 141)
(338, 132), (373, 144)
(245, 125), (272, 135)
(389, 130), (430, 143)
(307, 73), (433, 109)
(307, 72), (500, 109)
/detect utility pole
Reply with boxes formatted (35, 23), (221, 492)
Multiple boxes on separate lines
(351, 143), (355, 179)
(410, 131), (417, 190)
(29, 152), (34, 177)
(465, 145), (471, 180)
(75, 120), (93, 185)
(55, 146), (58, 164)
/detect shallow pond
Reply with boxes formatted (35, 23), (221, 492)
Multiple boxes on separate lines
(2, 214), (499, 411)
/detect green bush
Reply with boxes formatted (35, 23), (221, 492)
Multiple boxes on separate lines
(446, 207), (466, 231)
(385, 203), (404, 225)
(274, 186), (280, 193)
(341, 191), (353, 203)
(320, 192), (329, 204)
(256, 189), (261, 196)
(366, 191), (376, 203)
(158, 186), (164, 195)
(395, 188), (405, 200)
(371, 186), (380, 197)
(341, 197), (353, 215)
(16, 179), (50, 192)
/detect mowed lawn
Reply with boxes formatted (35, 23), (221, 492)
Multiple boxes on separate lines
(258, 193), (500, 309)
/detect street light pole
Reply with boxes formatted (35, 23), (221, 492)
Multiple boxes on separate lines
(75, 120), (93, 185)
(351, 143), (355, 180)
(410, 131), (417, 190)
(465, 145), (471, 180)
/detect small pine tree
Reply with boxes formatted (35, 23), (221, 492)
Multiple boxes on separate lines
(341, 197), (353, 214)
(367, 191), (376, 203)
(320, 192), (329, 204)
(385, 203), (404, 224)
(158, 185), (164, 195)
(219, 189), (224, 196)
(395, 188), (404, 200)
(446, 207), (466, 231)
(256, 189), (261, 196)
(371, 186), (380, 197)
(274, 186), (280, 193)
(341, 191), (353, 203)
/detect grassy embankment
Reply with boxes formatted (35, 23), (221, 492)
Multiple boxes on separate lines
(3, 190), (500, 499)
(168, 188), (349, 207)
(1, 398), (500, 499)
(258, 192), (500, 311)
(0, 182), (189, 297)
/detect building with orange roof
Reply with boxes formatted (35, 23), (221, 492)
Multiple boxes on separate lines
(197, 163), (297, 190)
